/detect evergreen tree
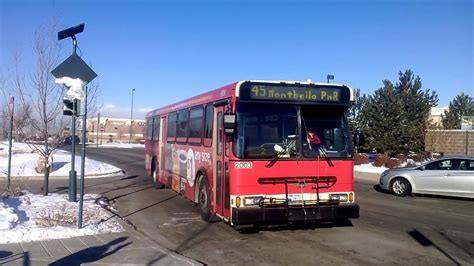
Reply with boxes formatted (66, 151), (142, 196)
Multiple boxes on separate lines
(361, 80), (404, 155)
(347, 88), (367, 134)
(361, 70), (438, 155)
(395, 70), (438, 153)
(441, 93), (474, 129)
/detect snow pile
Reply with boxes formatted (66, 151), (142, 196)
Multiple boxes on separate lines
(0, 141), (31, 155)
(0, 201), (19, 229)
(354, 163), (388, 174)
(0, 143), (122, 178)
(99, 143), (144, 149)
(0, 192), (123, 244)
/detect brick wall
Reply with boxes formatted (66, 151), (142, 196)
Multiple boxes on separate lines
(425, 130), (474, 156)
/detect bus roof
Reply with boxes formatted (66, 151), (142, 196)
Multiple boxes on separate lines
(146, 80), (354, 118)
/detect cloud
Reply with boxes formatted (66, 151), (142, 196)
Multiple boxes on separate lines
(98, 104), (152, 119)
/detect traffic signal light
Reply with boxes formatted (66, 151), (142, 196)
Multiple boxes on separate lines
(63, 98), (79, 116)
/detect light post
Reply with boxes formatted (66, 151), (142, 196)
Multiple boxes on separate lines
(56, 23), (85, 202)
(129, 88), (135, 144)
(53, 22), (97, 228)
(327, 74), (334, 83)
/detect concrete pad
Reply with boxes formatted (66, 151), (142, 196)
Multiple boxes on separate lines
(40, 239), (71, 258)
(59, 237), (88, 253)
(19, 241), (49, 258)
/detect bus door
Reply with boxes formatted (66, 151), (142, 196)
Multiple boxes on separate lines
(158, 116), (167, 185)
(213, 106), (231, 219)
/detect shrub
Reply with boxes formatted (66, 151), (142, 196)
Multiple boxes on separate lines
(395, 154), (408, 164)
(354, 153), (369, 165)
(385, 158), (402, 169)
(374, 154), (389, 167)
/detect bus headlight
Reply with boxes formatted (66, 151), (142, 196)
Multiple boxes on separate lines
(329, 194), (348, 202)
(243, 196), (263, 206)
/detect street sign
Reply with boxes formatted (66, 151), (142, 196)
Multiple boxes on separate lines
(8, 96), (14, 118)
(51, 53), (97, 84)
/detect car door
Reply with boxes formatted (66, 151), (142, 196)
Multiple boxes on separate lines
(414, 159), (453, 194)
(448, 159), (474, 198)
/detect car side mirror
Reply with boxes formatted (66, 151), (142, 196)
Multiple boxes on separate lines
(418, 166), (425, 171)
(223, 113), (236, 135)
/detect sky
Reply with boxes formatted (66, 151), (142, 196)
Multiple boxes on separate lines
(1, 0), (472, 119)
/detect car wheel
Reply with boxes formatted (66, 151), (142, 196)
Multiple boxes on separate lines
(390, 177), (411, 197)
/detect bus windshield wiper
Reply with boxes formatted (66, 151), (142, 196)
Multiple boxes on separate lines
(317, 146), (334, 167)
(265, 139), (295, 168)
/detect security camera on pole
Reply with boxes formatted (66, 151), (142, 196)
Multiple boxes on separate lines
(52, 23), (97, 228)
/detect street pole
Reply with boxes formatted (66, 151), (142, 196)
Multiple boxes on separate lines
(96, 113), (100, 148)
(69, 99), (77, 202)
(7, 96), (14, 190)
(79, 86), (88, 228)
(129, 89), (135, 144)
(67, 34), (79, 202)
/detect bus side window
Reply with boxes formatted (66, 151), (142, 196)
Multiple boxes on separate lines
(188, 106), (204, 145)
(177, 109), (189, 144)
(146, 117), (154, 140)
(203, 105), (214, 147)
(167, 112), (177, 143)
(153, 116), (160, 141)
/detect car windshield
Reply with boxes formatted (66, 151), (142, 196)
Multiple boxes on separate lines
(233, 103), (353, 159)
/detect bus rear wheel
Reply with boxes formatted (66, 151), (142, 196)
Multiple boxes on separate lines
(198, 177), (211, 221)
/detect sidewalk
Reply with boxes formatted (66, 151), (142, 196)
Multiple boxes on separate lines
(0, 225), (202, 265)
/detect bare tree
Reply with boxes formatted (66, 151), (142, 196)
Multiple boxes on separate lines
(13, 21), (65, 195)
(13, 104), (32, 142)
(10, 19), (102, 196)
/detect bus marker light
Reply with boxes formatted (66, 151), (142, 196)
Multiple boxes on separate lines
(236, 197), (241, 208)
(349, 193), (354, 203)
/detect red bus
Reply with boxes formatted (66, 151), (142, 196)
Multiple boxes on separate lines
(145, 80), (362, 226)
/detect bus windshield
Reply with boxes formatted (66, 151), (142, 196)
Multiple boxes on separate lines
(233, 103), (352, 159)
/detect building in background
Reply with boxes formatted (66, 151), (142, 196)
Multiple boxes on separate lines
(84, 117), (145, 144)
(429, 106), (449, 128)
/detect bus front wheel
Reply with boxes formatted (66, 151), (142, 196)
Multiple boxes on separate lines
(198, 177), (211, 221)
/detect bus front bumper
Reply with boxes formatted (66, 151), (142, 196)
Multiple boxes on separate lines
(231, 204), (359, 225)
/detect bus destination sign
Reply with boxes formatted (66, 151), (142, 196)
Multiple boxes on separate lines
(250, 85), (341, 102)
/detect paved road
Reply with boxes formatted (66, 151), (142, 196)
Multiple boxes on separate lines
(15, 147), (474, 265)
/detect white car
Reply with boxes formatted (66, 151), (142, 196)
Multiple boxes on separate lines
(379, 157), (474, 199)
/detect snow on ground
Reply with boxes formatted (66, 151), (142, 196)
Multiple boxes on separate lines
(0, 191), (123, 244)
(0, 141), (405, 245)
(354, 163), (388, 174)
(98, 143), (144, 149)
(0, 142), (122, 178)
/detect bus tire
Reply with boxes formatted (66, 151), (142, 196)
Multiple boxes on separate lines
(152, 159), (164, 189)
(198, 177), (212, 222)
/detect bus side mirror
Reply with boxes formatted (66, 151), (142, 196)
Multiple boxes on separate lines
(353, 132), (365, 147)
(224, 113), (236, 135)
